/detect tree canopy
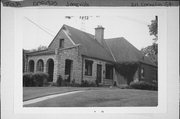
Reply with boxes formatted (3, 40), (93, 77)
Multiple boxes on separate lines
(141, 16), (158, 65)
(148, 16), (158, 41)
(30, 45), (48, 52)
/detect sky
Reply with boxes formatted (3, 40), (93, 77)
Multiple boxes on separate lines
(22, 9), (157, 50)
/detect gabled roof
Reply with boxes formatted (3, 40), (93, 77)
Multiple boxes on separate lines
(62, 25), (114, 62)
(61, 25), (156, 66)
(105, 37), (156, 66)
(26, 24), (156, 66)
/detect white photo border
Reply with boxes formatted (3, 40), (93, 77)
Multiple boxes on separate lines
(13, 7), (168, 114)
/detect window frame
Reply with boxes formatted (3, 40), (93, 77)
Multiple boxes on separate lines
(59, 39), (64, 48)
(37, 60), (44, 72)
(105, 64), (113, 79)
(85, 60), (93, 76)
(141, 67), (145, 79)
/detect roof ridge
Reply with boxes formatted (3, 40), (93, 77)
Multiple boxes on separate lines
(63, 24), (94, 37)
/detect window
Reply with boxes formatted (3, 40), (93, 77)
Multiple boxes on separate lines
(85, 60), (93, 76)
(141, 68), (145, 79)
(37, 60), (44, 72)
(59, 39), (64, 48)
(105, 64), (113, 79)
(29, 60), (34, 72)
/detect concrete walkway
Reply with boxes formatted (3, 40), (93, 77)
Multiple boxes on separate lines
(23, 90), (84, 106)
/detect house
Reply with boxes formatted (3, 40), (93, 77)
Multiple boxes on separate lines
(23, 24), (157, 86)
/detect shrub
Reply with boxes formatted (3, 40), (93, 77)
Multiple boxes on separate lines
(81, 80), (96, 87)
(23, 72), (34, 87)
(56, 75), (63, 86)
(95, 79), (99, 87)
(70, 79), (75, 86)
(32, 72), (49, 87)
(130, 81), (157, 91)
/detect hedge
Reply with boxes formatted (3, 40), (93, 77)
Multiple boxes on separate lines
(23, 72), (34, 87)
(81, 80), (97, 87)
(33, 72), (48, 87)
(129, 81), (158, 91)
(23, 72), (49, 87)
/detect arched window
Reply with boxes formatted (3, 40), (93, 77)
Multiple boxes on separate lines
(37, 59), (44, 72)
(29, 60), (34, 72)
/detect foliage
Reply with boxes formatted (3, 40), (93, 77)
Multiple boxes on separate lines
(23, 72), (49, 87)
(30, 45), (48, 52)
(81, 80), (97, 87)
(148, 16), (158, 41)
(141, 43), (158, 64)
(33, 72), (49, 87)
(114, 63), (138, 85)
(130, 81), (157, 91)
(23, 72), (34, 87)
(56, 75), (63, 86)
(141, 16), (158, 65)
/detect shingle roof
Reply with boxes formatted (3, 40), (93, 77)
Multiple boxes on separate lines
(105, 37), (156, 66)
(64, 25), (156, 66)
(26, 24), (156, 66)
(63, 25), (114, 62)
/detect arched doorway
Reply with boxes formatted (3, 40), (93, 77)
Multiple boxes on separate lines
(37, 59), (44, 72)
(29, 60), (34, 72)
(47, 59), (54, 82)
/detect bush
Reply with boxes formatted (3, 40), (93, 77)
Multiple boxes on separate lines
(81, 80), (97, 87)
(23, 72), (34, 87)
(56, 75), (63, 86)
(32, 72), (49, 87)
(23, 72), (49, 87)
(130, 81), (157, 91)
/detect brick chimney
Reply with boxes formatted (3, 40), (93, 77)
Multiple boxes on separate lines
(95, 25), (104, 45)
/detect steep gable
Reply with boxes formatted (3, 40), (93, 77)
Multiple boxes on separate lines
(48, 26), (75, 50)
(62, 25), (114, 62)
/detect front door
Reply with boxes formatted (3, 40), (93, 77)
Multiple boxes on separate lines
(97, 64), (102, 83)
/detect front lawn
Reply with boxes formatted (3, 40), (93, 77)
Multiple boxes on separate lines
(24, 88), (158, 107)
(23, 87), (92, 101)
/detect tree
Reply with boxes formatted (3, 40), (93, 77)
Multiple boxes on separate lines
(30, 45), (48, 52)
(141, 16), (158, 65)
(148, 16), (158, 41)
(141, 44), (158, 64)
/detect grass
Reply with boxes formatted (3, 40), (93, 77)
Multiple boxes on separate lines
(23, 87), (101, 101)
(24, 87), (158, 107)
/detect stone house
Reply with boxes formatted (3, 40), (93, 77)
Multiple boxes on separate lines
(24, 24), (157, 86)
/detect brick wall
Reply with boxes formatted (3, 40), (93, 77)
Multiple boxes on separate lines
(27, 54), (58, 81)
(56, 46), (82, 84)
(48, 29), (74, 50)
(140, 63), (157, 83)
(82, 56), (114, 86)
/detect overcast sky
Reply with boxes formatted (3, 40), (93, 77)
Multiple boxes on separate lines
(22, 9), (157, 50)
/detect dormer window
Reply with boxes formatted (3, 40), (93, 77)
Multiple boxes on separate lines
(59, 39), (64, 48)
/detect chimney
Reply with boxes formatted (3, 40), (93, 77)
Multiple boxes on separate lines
(95, 25), (104, 44)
